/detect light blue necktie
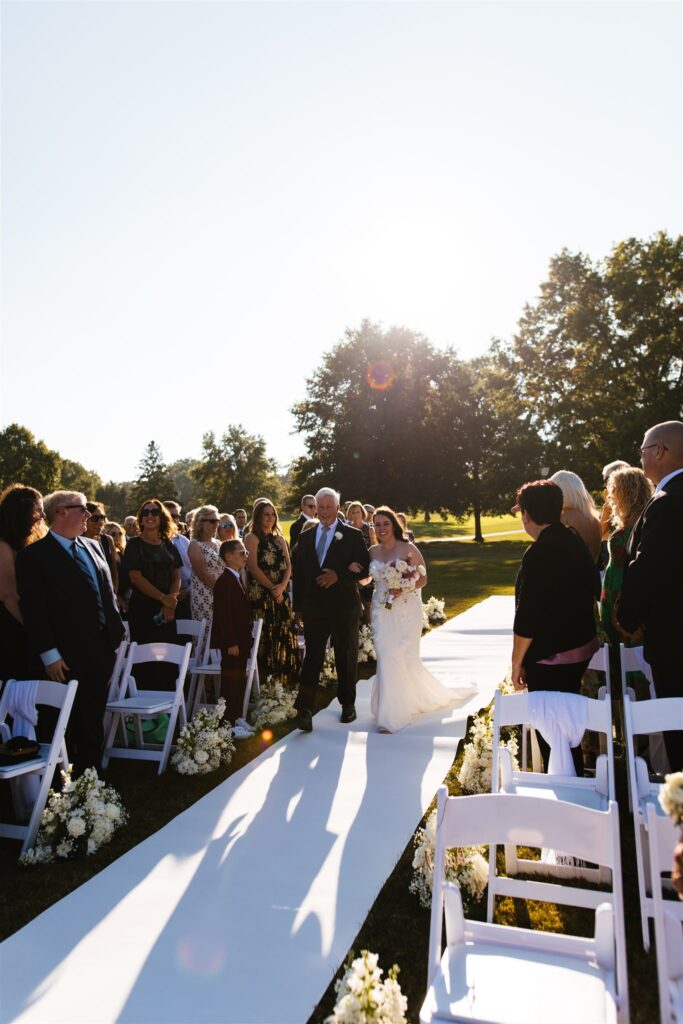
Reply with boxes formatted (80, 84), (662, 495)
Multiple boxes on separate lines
(71, 541), (106, 626)
(316, 525), (330, 565)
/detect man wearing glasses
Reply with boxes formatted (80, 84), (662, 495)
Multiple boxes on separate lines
(289, 495), (317, 551)
(16, 490), (124, 774)
(618, 420), (683, 770)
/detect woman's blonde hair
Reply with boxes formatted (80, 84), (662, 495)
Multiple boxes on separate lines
(346, 501), (365, 520)
(607, 467), (653, 529)
(191, 505), (220, 540)
(549, 470), (597, 519)
(103, 521), (126, 554)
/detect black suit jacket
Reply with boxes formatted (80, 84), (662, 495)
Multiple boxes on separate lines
(16, 532), (124, 670)
(293, 521), (369, 617)
(211, 571), (253, 660)
(289, 513), (308, 552)
(617, 471), (683, 664)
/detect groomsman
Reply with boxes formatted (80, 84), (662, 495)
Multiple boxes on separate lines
(16, 491), (124, 774)
(618, 420), (683, 769)
(289, 495), (317, 551)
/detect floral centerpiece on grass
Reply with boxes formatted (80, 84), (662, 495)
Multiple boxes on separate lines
(422, 595), (446, 628)
(370, 558), (426, 610)
(325, 949), (408, 1024)
(410, 808), (488, 910)
(171, 698), (235, 775)
(19, 767), (127, 865)
(249, 682), (298, 730)
(659, 771), (683, 825)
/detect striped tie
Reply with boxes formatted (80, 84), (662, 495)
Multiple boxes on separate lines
(316, 525), (330, 565)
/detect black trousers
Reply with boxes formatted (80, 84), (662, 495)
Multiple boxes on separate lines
(296, 598), (361, 713)
(524, 660), (590, 776)
(648, 655), (683, 772)
(220, 654), (248, 726)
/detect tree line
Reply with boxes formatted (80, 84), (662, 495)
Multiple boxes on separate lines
(2, 232), (680, 536)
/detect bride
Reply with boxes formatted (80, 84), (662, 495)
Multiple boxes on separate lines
(353, 506), (477, 733)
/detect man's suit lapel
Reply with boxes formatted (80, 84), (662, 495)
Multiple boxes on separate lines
(46, 532), (92, 594)
(627, 493), (656, 557)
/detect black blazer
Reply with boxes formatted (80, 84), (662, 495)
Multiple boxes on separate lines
(211, 571), (253, 660)
(293, 521), (369, 616)
(16, 532), (124, 670)
(618, 471), (683, 664)
(289, 513), (308, 552)
(514, 523), (597, 664)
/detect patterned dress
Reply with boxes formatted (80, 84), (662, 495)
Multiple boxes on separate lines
(247, 533), (299, 686)
(191, 541), (224, 622)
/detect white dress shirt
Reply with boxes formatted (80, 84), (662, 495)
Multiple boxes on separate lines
(315, 521), (338, 563)
(655, 466), (683, 493)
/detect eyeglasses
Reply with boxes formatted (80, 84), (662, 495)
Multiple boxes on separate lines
(219, 522), (234, 529)
(141, 508), (161, 517)
(639, 443), (667, 455)
(63, 504), (88, 513)
(202, 518), (219, 525)
(89, 514), (105, 523)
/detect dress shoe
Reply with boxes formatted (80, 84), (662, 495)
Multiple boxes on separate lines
(340, 705), (357, 724)
(294, 709), (313, 732)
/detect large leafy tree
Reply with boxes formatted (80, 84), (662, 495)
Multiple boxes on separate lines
(96, 481), (135, 522)
(0, 423), (62, 493)
(289, 321), (447, 512)
(131, 441), (177, 506)
(192, 425), (277, 512)
(59, 458), (103, 499)
(166, 458), (204, 512)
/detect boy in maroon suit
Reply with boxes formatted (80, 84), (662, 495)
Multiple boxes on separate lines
(211, 540), (253, 725)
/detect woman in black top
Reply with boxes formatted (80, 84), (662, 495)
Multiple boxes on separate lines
(0, 484), (45, 680)
(512, 480), (598, 774)
(122, 499), (182, 689)
(84, 501), (118, 594)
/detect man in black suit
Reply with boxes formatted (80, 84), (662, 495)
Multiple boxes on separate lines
(289, 494), (317, 551)
(16, 490), (124, 775)
(618, 420), (683, 770)
(293, 487), (369, 731)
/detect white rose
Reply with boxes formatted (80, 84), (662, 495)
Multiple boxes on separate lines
(67, 816), (86, 837)
(105, 802), (121, 821)
(194, 749), (209, 764)
(334, 531), (343, 540)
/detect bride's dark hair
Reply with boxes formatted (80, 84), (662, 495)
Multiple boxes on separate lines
(373, 505), (406, 541)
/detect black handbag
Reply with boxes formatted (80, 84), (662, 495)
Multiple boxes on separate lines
(0, 735), (41, 767)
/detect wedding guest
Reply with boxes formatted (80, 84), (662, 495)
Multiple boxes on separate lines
(347, 501), (375, 626)
(164, 501), (192, 619)
(600, 459), (631, 542)
(600, 467), (652, 648)
(218, 514), (238, 544)
(618, 420), (683, 770)
(512, 480), (599, 774)
(16, 491), (124, 773)
(188, 505), (224, 623)
(289, 495), (317, 550)
(234, 509), (248, 537)
(211, 540), (253, 727)
(363, 503), (376, 521)
(124, 515), (138, 540)
(396, 513), (415, 543)
(0, 484), (45, 680)
(122, 499), (182, 689)
(245, 499), (299, 686)
(185, 509), (197, 535)
(103, 521), (126, 560)
(549, 469), (602, 563)
(84, 501), (118, 594)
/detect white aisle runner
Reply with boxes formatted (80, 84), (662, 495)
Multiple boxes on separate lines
(1, 596), (514, 1024)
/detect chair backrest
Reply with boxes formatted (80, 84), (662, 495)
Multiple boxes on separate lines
(127, 641), (193, 668)
(588, 643), (611, 694)
(0, 678), (79, 716)
(247, 618), (263, 663)
(647, 803), (683, 1020)
(619, 643), (654, 688)
(625, 695), (683, 737)
(107, 641), (129, 702)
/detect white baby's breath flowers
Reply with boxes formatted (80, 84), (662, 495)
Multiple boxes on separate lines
(249, 682), (298, 730)
(172, 698), (235, 776)
(457, 701), (519, 795)
(659, 771), (683, 825)
(409, 809), (488, 910)
(326, 950), (407, 1024)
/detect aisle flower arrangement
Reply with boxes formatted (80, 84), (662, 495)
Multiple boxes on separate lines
(659, 771), (683, 825)
(171, 698), (235, 775)
(249, 682), (298, 730)
(20, 767), (127, 865)
(357, 624), (376, 664)
(457, 678), (519, 794)
(321, 647), (338, 686)
(422, 595), (446, 627)
(325, 949), (408, 1024)
(410, 808), (488, 910)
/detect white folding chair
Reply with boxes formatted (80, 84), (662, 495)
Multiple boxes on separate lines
(647, 803), (683, 1024)
(621, 643), (669, 776)
(0, 679), (78, 855)
(420, 787), (628, 1024)
(491, 688), (615, 891)
(176, 618), (209, 711)
(190, 618), (263, 721)
(623, 694), (683, 949)
(589, 642), (612, 694)
(102, 642), (192, 775)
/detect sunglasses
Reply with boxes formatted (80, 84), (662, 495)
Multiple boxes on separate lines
(64, 504), (88, 513)
(89, 514), (105, 523)
(219, 521), (234, 529)
(202, 518), (220, 525)
(141, 509), (161, 517)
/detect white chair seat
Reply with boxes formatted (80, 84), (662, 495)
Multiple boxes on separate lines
(423, 933), (616, 1024)
(0, 744), (49, 779)
(503, 778), (607, 812)
(107, 696), (173, 714)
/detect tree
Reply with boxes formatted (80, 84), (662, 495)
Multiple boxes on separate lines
(0, 423), (62, 493)
(289, 321), (448, 513)
(59, 458), (103, 499)
(96, 481), (135, 522)
(131, 441), (177, 506)
(192, 425), (277, 511)
(166, 458), (205, 512)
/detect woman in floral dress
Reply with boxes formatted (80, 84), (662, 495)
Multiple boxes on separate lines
(244, 500), (299, 686)
(188, 505), (224, 624)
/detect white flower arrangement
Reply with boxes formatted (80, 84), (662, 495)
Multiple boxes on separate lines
(409, 808), (488, 910)
(19, 767), (127, 865)
(357, 624), (376, 664)
(659, 771), (683, 826)
(422, 595), (446, 627)
(370, 558), (425, 610)
(457, 702), (519, 794)
(249, 682), (298, 730)
(171, 698), (235, 776)
(320, 646), (338, 686)
(325, 949), (408, 1024)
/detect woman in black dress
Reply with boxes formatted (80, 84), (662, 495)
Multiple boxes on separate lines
(0, 484), (45, 680)
(122, 499), (182, 689)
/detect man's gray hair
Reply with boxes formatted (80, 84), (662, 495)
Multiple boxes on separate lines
(43, 491), (86, 524)
(602, 460), (630, 482)
(315, 487), (340, 506)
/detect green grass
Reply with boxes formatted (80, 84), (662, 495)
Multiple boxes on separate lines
(278, 513), (523, 544)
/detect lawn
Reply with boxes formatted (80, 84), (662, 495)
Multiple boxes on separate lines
(277, 513), (523, 544)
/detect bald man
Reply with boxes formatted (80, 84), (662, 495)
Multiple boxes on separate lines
(618, 420), (683, 770)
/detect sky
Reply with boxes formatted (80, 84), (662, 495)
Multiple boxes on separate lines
(1, 0), (681, 483)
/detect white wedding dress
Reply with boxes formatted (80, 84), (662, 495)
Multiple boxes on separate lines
(368, 560), (478, 733)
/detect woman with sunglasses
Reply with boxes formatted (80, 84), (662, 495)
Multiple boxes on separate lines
(188, 505), (225, 623)
(122, 499), (183, 687)
(84, 501), (118, 594)
(217, 514), (238, 545)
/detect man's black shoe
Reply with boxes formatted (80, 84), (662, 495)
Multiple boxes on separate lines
(295, 709), (313, 732)
(340, 705), (357, 724)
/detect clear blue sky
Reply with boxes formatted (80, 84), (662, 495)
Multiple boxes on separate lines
(2, 0), (681, 483)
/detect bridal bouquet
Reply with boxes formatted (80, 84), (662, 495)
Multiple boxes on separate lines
(249, 682), (298, 730)
(20, 767), (127, 865)
(659, 771), (683, 825)
(370, 558), (426, 610)
(410, 809), (488, 910)
(326, 949), (407, 1024)
(171, 698), (235, 775)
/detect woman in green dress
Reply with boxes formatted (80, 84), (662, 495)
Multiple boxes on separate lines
(245, 500), (299, 687)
